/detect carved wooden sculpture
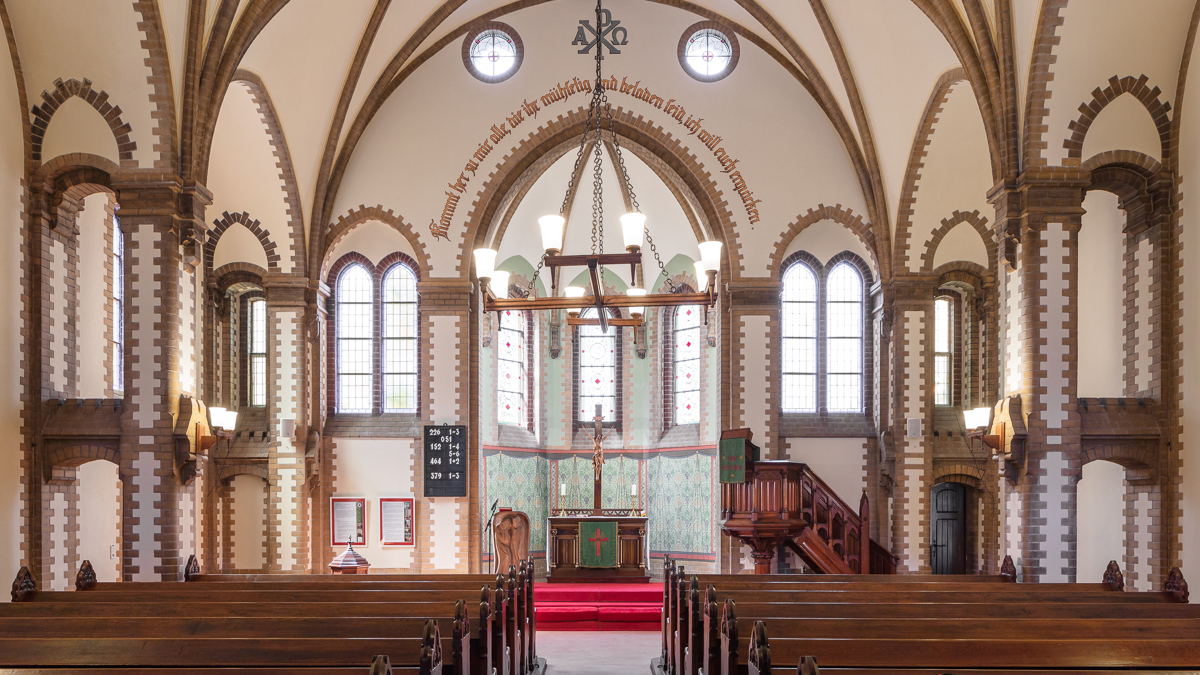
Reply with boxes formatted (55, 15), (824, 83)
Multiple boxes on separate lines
(1166, 566), (1190, 603)
(999, 554), (1017, 582)
(369, 655), (393, 675)
(10, 565), (36, 602)
(75, 559), (97, 591)
(1103, 560), (1125, 591)
(184, 553), (201, 581)
(493, 510), (530, 576)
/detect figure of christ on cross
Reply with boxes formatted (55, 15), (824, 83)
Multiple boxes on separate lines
(588, 526), (609, 557)
(584, 403), (614, 512)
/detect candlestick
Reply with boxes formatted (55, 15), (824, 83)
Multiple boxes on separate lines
(631, 483), (637, 496)
(560, 483), (566, 497)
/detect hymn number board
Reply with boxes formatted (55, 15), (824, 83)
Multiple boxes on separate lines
(424, 424), (467, 497)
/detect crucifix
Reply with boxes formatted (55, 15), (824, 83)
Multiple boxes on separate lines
(584, 403), (614, 512)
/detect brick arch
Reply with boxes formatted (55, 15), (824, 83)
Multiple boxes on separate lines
(31, 155), (118, 233)
(211, 263), (266, 296)
(769, 203), (879, 276)
(216, 462), (270, 483)
(1082, 150), (1163, 176)
(1081, 441), (1155, 470)
(920, 209), (995, 274)
(1063, 75), (1173, 165)
(894, 67), (966, 275)
(934, 261), (990, 288)
(30, 78), (136, 164)
(459, 106), (739, 280)
(232, 71), (306, 275)
(46, 444), (120, 469)
(205, 211), (280, 272)
(1083, 160), (1163, 236)
(933, 463), (986, 489)
(322, 205), (430, 281)
(326, 251), (375, 288)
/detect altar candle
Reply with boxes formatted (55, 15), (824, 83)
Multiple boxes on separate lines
(560, 484), (566, 497)
(631, 483), (637, 496)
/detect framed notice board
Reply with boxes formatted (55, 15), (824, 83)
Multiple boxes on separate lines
(424, 424), (467, 497)
(380, 497), (415, 546)
(330, 497), (366, 546)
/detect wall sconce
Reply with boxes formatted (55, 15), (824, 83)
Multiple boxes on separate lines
(208, 406), (239, 455)
(964, 405), (1005, 457)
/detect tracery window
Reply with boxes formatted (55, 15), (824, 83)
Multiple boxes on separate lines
(247, 297), (267, 407)
(497, 308), (530, 427)
(336, 264), (373, 413)
(576, 307), (619, 425)
(382, 264), (417, 413)
(934, 296), (952, 406)
(781, 262), (818, 413)
(463, 23), (524, 83)
(673, 305), (701, 425)
(825, 262), (863, 412)
(781, 255), (869, 415)
(112, 214), (124, 394)
(678, 22), (740, 82)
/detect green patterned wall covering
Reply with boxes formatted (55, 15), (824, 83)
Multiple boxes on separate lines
(483, 453), (550, 551)
(647, 453), (716, 554)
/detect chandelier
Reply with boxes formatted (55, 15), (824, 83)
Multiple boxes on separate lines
(473, 0), (722, 338)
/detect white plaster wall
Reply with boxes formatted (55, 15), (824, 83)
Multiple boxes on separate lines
(783, 437), (866, 506)
(41, 98), (120, 164)
(230, 474), (267, 571)
(0, 20), (25, 578)
(211, 223), (269, 271)
(326, 220), (417, 268)
(1078, 193), (1126, 397)
(1082, 93), (1164, 162)
(130, 448), (158, 580)
(76, 194), (111, 398)
(77, 460), (121, 582)
(931, 222), (989, 270)
(429, 498), (460, 571)
(781, 219), (874, 273)
(1076, 459), (1125, 583)
(430, 316), (462, 425)
(740, 316), (769, 441)
(331, 438), (416, 570)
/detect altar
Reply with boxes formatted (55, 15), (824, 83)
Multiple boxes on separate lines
(546, 514), (649, 581)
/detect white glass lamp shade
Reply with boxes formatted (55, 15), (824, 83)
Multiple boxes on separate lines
(964, 406), (991, 429)
(209, 406), (227, 429)
(626, 287), (646, 317)
(473, 248), (497, 279)
(698, 240), (723, 272)
(489, 270), (511, 296)
(224, 409), (239, 430)
(565, 285), (586, 312)
(620, 212), (646, 250)
(694, 261), (708, 292)
(539, 215), (565, 252)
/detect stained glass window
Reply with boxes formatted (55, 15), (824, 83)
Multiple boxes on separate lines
(497, 308), (528, 427)
(684, 29), (733, 77)
(336, 264), (373, 413)
(248, 297), (267, 407)
(826, 262), (863, 412)
(382, 264), (418, 413)
(934, 297), (952, 406)
(470, 30), (517, 78)
(577, 307), (617, 423)
(674, 305), (701, 425)
(112, 214), (124, 393)
(781, 262), (817, 412)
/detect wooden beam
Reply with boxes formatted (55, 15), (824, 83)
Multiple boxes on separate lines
(588, 258), (607, 331)
(566, 317), (642, 327)
(484, 292), (711, 311)
(545, 253), (641, 268)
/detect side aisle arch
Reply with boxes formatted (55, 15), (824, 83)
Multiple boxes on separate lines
(31, 78), (136, 164)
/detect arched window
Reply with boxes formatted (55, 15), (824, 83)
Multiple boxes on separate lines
(577, 307), (618, 424)
(673, 305), (701, 425)
(934, 296), (952, 406)
(781, 262), (818, 412)
(497, 308), (530, 427)
(826, 262), (863, 412)
(247, 297), (267, 407)
(111, 214), (124, 394)
(336, 264), (373, 413)
(382, 263), (418, 413)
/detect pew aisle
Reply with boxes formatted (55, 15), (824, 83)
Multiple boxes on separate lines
(538, 631), (659, 675)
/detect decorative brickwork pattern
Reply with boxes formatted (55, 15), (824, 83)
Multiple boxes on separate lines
(204, 210), (281, 272)
(1063, 75), (1172, 165)
(30, 79), (137, 165)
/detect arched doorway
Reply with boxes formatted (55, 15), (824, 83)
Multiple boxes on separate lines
(930, 482), (966, 574)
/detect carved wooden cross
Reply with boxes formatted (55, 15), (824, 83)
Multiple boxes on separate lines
(584, 403), (613, 512)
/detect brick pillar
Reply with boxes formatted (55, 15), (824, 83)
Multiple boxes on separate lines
(264, 274), (308, 571)
(890, 279), (936, 573)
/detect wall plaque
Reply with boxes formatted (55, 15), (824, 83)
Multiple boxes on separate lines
(424, 424), (467, 497)
(330, 497), (366, 546)
(380, 497), (415, 546)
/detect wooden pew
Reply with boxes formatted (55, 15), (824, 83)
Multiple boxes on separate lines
(0, 654), (403, 675)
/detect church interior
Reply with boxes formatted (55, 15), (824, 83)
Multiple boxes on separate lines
(5, 0), (1200, 673)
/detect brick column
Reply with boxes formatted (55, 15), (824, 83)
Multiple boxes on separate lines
(264, 274), (308, 571)
(889, 278), (936, 573)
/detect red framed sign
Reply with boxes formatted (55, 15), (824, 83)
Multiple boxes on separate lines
(330, 497), (366, 546)
(380, 497), (416, 546)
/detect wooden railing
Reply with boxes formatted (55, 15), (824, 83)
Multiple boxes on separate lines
(721, 461), (896, 574)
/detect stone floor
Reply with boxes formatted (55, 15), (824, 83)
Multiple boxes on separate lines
(538, 630), (660, 674)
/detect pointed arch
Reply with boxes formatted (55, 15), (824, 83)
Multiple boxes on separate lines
(30, 78), (136, 164)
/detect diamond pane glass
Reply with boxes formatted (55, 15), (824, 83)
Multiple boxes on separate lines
(498, 390), (523, 425)
(577, 308), (616, 423)
(496, 306), (529, 427)
(782, 262), (818, 412)
(383, 264), (417, 413)
(675, 390), (699, 425)
(676, 326), (699, 361)
(673, 305), (701, 426)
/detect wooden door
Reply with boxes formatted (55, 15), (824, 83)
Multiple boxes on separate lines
(930, 482), (966, 574)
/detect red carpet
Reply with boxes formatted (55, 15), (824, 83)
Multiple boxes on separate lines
(535, 583), (662, 631)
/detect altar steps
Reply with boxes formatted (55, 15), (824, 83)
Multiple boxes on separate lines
(535, 582), (661, 631)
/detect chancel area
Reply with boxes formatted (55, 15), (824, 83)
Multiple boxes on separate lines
(6, 0), (1200, 673)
